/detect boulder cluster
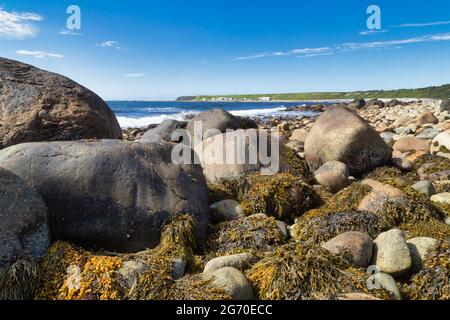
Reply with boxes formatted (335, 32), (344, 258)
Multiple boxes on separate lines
(0, 59), (448, 300)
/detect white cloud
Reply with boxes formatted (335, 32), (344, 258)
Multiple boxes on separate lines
(0, 7), (43, 39)
(123, 73), (144, 78)
(359, 29), (389, 36)
(97, 40), (121, 49)
(59, 28), (81, 36)
(297, 52), (334, 58)
(395, 20), (450, 28)
(16, 50), (64, 59)
(341, 33), (450, 51)
(235, 47), (332, 60)
(235, 32), (450, 61)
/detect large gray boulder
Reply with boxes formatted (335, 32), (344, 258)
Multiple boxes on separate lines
(0, 140), (209, 252)
(0, 168), (49, 267)
(305, 106), (392, 175)
(0, 58), (122, 149)
(187, 109), (241, 144)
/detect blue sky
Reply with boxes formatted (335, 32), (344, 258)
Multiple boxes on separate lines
(1, 0), (450, 100)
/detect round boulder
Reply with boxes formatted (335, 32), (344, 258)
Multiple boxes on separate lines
(187, 109), (241, 144)
(140, 119), (186, 144)
(204, 267), (254, 300)
(0, 140), (210, 252)
(314, 160), (349, 193)
(372, 229), (412, 277)
(204, 252), (258, 273)
(209, 200), (246, 223)
(0, 57), (122, 149)
(0, 167), (49, 267)
(321, 231), (373, 267)
(304, 106), (392, 176)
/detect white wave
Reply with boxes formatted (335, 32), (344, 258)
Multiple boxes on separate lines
(229, 106), (286, 117)
(117, 111), (197, 128)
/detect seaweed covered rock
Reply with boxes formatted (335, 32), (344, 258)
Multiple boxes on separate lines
(246, 243), (391, 300)
(0, 58), (122, 149)
(400, 220), (450, 240)
(357, 179), (406, 215)
(0, 140), (209, 252)
(35, 215), (230, 300)
(205, 215), (284, 257)
(304, 106), (392, 176)
(291, 210), (381, 245)
(0, 167), (49, 268)
(372, 229), (412, 277)
(0, 259), (39, 300)
(35, 242), (124, 300)
(187, 109), (241, 144)
(238, 173), (319, 221)
(414, 154), (450, 181)
(404, 240), (449, 300)
(321, 231), (373, 267)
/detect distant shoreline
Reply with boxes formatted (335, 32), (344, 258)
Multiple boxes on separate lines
(176, 83), (450, 102)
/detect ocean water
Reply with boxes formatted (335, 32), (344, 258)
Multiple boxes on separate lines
(107, 101), (320, 128)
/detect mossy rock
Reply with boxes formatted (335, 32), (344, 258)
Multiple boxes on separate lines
(239, 173), (320, 222)
(208, 173), (320, 222)
(34, 242), (124, 300)
(205, 215), (284, 258)
(400, 220), (450, 241)
(291, 210), (382, 244)
(246, 242), (392, 300)
(403, 240), (449, 300)
(34, 215), (207, 300)
(414, 154), (450, 181)
(280, 145), (314, 183)
(0, 259), (39, 300)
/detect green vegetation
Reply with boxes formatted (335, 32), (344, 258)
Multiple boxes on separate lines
(178, 84), (450, 101)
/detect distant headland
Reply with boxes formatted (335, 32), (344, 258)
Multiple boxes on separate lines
(176, 84), (450, 101)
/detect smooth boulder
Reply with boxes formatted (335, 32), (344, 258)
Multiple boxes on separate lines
(393, 137), (431, 153)
(194, 130), (279, 183)
(304, 106), (392, 176)
(204, 267), (254, 300)
(0, 168), (49, 267)
(204, 253), (258, 273)
(314, 161), (349, 193)
(321, 231), (373, 267)
(140, 119), (186, 144)
(372, 229), (412, 276)
(0, 140), (209, 252)
(187, 109), (241, 144)
(0, 58), (122, 149)
(209, 200), (245, 223)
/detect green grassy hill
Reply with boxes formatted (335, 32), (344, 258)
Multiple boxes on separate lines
(177, 84), (450, 101)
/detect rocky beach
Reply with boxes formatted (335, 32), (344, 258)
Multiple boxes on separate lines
(0, 57), (449, 301)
